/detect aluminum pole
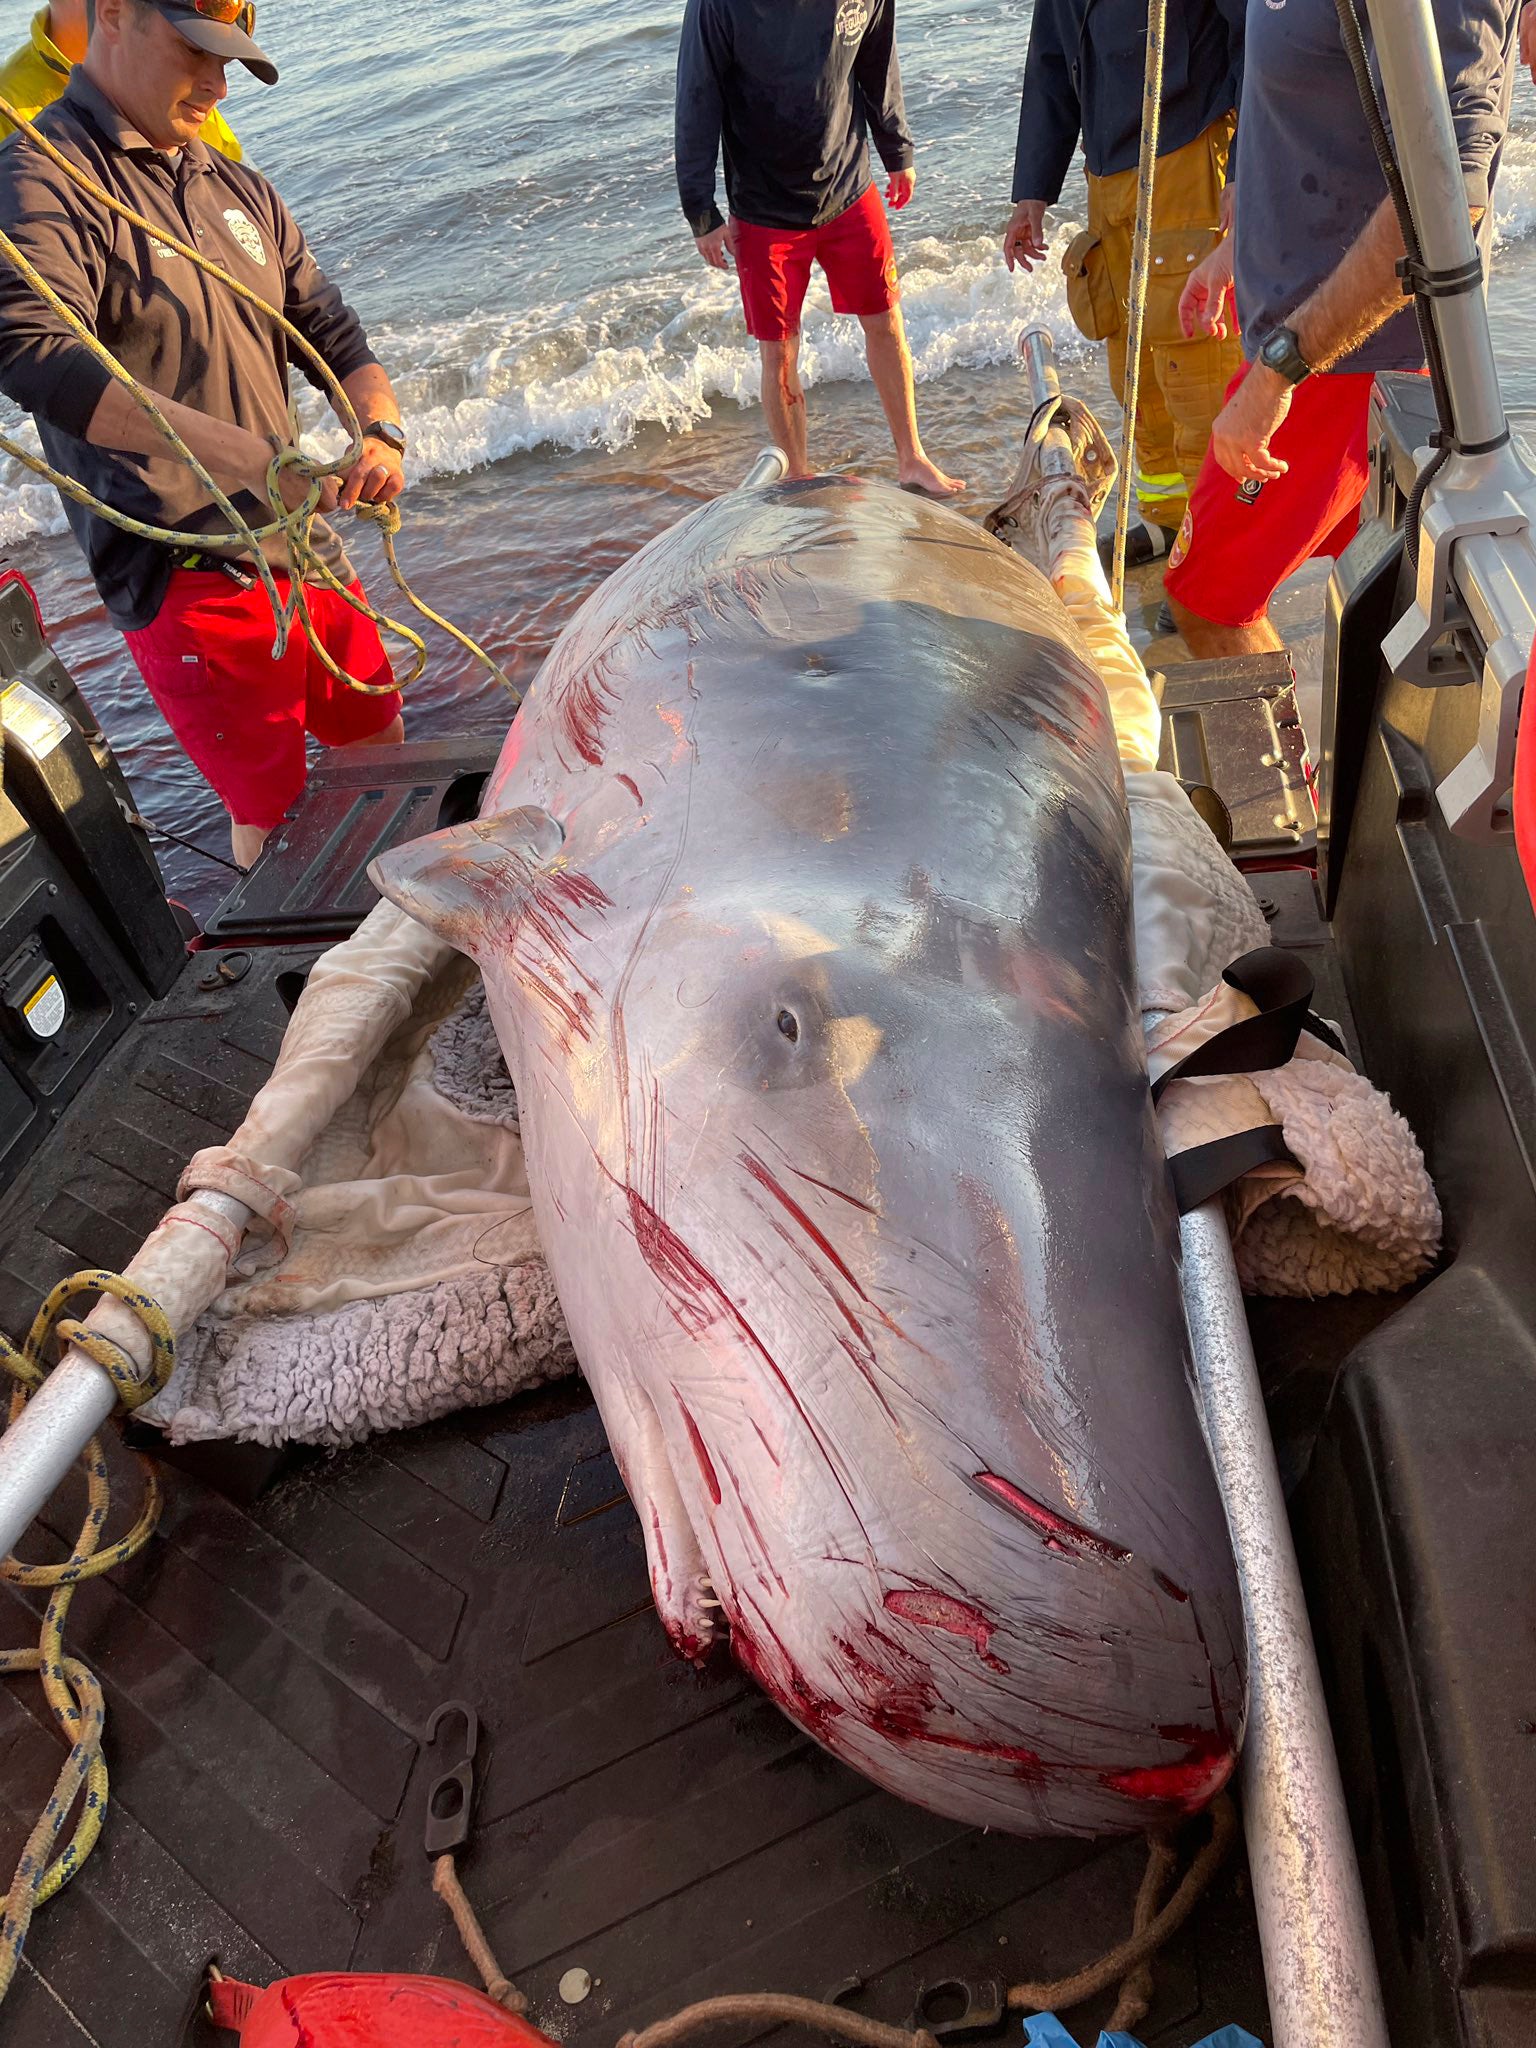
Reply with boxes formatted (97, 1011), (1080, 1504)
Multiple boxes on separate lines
(0, 1188), (250, 1560)
(1180, 1201), (1389, 2048)
(1018, 326), (1080, 483)
(739, 446), (790, 491)
(1363, 0), (1506, 452)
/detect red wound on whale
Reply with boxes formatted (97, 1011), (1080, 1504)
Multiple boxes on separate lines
(626, 1190), (724, 1338)
(971, 1471), (1131, 1561)
(675, 1398), (722, 1505)
(556, 653), (622, 767)
(1100, 1727), (1235, 1811)
(882, 1587), (1010, 1673)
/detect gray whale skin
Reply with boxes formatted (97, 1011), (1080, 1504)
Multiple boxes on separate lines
(371, 475), (1246, 1838)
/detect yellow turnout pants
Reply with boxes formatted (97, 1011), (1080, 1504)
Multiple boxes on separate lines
(1064, 115), (1242, 532)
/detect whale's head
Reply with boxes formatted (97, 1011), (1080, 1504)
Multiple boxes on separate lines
(373, 761), (1244, 1838)
(370, 478), (1245, 1837)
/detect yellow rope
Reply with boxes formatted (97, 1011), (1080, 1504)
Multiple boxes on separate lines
(1108, 0), (1168, 611)
(0, 94), (519, 703)
(0, 1270), (175, 2008)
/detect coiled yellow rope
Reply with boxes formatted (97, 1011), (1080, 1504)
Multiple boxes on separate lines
(0, 93), (519, 703)
(0, 1271), (174, 2006)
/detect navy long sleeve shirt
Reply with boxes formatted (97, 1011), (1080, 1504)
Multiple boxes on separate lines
(1012, 0), (1245, 204)
(675, 0), (914, 237)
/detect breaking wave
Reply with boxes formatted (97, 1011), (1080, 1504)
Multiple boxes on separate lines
(13, 144), (1536, 560)
(1495, 120), (1536, 247)
(0, 226), (1081, 548)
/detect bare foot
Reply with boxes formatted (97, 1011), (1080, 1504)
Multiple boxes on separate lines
(898, 454), (965, 500)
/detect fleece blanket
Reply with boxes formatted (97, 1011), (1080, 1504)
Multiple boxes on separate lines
(140, 951), (576, 1448)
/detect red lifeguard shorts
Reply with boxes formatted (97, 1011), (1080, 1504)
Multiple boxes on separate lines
(124, 569), (402, 831)
(733, 185), (900, 342)
(1163, 363), (1388, 628)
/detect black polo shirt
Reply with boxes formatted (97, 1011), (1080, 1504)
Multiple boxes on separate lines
(0, 70), (378, 630)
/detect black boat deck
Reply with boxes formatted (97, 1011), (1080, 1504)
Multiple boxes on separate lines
(0, 935), (1289, 2048)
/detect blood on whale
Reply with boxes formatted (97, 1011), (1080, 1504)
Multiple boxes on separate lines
(1100, 1727), (1235, 1810)
(675, 1398), (722, 1505)
(882, 1587), (1012, 1676)
(971, 1470), (1131, 1562)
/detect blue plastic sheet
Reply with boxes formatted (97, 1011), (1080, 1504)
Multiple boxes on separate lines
(1022, 2018), (1264, 2048)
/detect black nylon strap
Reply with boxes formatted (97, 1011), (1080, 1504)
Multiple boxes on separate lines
(1169, 1126), (1299, 1215)
(1397, 253), (1484, 301)
(1305, 1010), (1346, 1057)
(1150, 948), (1317, 1103)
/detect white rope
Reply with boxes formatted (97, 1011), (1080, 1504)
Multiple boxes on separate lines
(1109, 0), (1169, 610)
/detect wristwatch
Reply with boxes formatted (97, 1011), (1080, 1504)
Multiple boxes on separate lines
(1256, 326), (1311, 386)
(360, 417), (407, 456)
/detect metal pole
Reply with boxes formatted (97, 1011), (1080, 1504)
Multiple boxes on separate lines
(1362, 0), (1506, 452)
(1018, 326), (1079, 482)
(0, 1188), (250, 1559)
(739, 446), (790, 491)
(1179, 1201), (1390, 2048)
(0, 1359), (120, 1562)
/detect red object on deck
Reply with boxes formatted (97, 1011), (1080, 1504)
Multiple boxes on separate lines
(1515, 634), (1536, 913)
(0, 564), (45, 636)
(207, 1971), (559, 2046)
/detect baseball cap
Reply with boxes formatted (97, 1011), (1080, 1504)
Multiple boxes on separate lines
(152, 0), (279, 86)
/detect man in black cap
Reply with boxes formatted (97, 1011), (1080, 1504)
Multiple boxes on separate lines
(0, 0), (410, 866)
(0, 0), (243, 154)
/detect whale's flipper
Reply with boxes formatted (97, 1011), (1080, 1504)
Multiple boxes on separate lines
(368, 807), (565, 962)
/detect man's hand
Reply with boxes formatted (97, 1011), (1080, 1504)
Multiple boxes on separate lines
(1180, 237), (1236, 339)
(1219, 180), (1236, 235)
(338, 432), (406, 512)
(1210, 364), (1292, 483)
(1522, 1), (1536, 77)
(275, 456), (339, 517)
(695, 221), (736, 270)
(1002, 199), (1048, 274)
(886, 166), (915, 210)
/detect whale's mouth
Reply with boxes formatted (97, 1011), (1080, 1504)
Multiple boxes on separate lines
(618, 1382), (725, 1663)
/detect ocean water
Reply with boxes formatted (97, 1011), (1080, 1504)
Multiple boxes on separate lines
(4, 0), (1536, 909)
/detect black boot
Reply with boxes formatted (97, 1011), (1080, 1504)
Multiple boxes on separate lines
(1098, 517), (1177, 574)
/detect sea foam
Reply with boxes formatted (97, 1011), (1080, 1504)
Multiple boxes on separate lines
(0, 227), (1080, 546)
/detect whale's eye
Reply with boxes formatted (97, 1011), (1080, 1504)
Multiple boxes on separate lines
(776, 1008), (800, 1043)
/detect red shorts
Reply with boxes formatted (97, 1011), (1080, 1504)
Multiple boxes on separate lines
(1163, 363), (1386, 628)
(733, 185), (899, 342)
(124, 570), (402, 830)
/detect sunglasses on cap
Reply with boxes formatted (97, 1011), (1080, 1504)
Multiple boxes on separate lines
(154, 0), (277, 81)
(179, 0), (257, 34)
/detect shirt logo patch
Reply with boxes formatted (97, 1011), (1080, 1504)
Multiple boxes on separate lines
(223, 208), (267, 266)
(834, 1), (868, 42)
(1168, 508), (1193, 572)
